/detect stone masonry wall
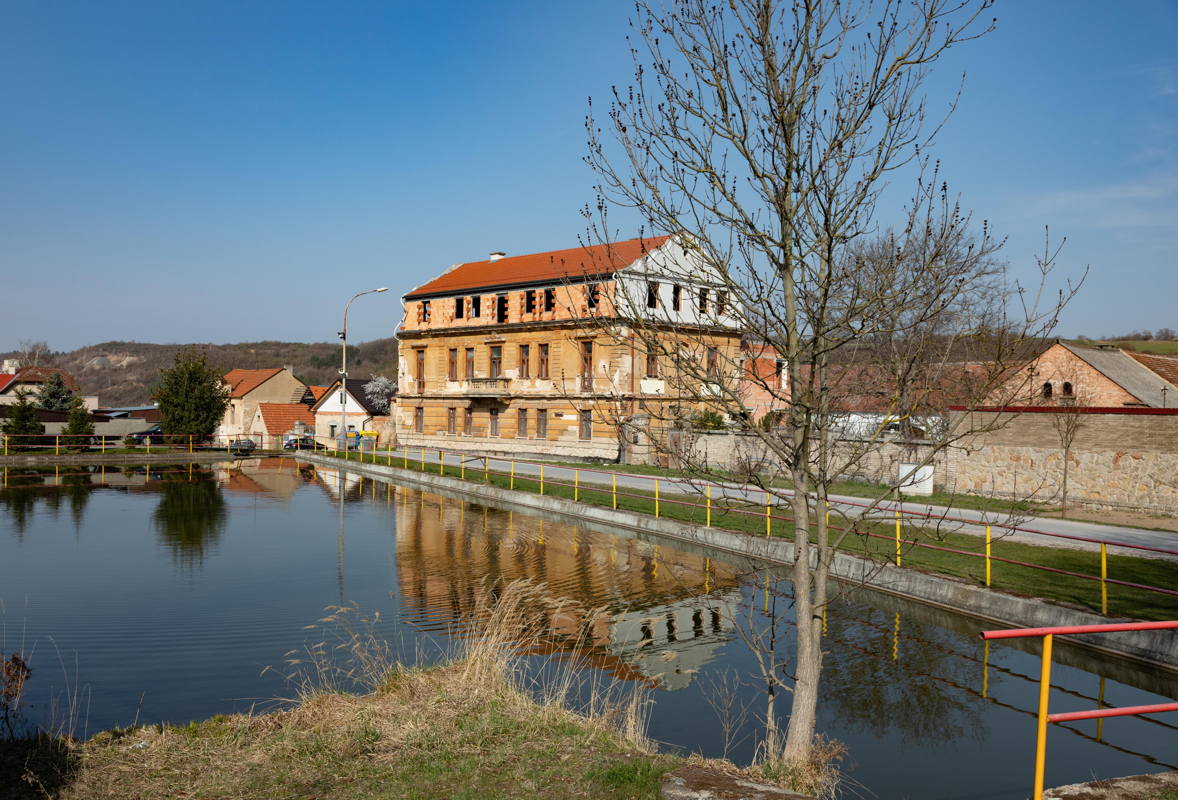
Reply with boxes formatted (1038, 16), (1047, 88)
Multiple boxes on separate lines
(949, 409), (1178, 513)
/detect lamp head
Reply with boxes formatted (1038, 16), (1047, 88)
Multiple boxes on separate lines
(375, 287), (389, 293)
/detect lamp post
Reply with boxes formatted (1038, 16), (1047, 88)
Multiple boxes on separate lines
(339, 287), (389, 451)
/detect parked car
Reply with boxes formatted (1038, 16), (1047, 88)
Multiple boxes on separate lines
(228, 438), (257, 456)
(282, 436), (324, 451)
(127, 426), (165, 445)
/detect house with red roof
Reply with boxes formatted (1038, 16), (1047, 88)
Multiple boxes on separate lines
(0, 366), (98, 409)
(246, 402), (317, 449)
(310, 378), (391, 446)
(396, 235), (745, 461)
(217, 367), (308, 440)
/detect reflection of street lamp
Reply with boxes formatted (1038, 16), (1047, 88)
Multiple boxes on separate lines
(339, 288), (388, 448)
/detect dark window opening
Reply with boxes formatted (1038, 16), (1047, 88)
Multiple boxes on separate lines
(646, 282), (659, 309)
(465, 347), (475, 379)
(496, 294), (508, 323)
(447, 408), (456, 435)
(1042, 382), (1053, 399)
(672, 285), (682, 311)
(707, 347), (719, 379)
(1062, 382), (1074, 397)
(518, 344), (530, 379)
(489, 408), (500, 437)
(517, 408), (528, 437)
(414, 407), (424, 433)
(471, 296), (481, 317)
(536, 407), (547, 438)
(716, 291), (727, 316)
(455, 297), (464, 319)
(579, 409), (592, 440)
(538, 343), (549, 379)
(586, 283), (600, 310)
(525, 290), (536, 314)
(447, 348), (457, 381)
(646, 350), (659, 378)
(580, 340), (593, 391)
(421, 300), (431, 322)
(415, 349), (425, 393)
(544, 288), (556, 312)
(490, 346), (503, 378)
(698, 288), (708, 313)
(463, 408), (473, 435)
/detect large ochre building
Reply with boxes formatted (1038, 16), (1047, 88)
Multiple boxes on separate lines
(394, 236), (744, 461)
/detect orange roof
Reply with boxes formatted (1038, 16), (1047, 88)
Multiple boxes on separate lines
(224, 368), (283, 398)
(404, 235), (671, 299)
(308, 385), (329, 402)
(1128, 351), (1178, 388)
(1, 367), (80, 393)
(0, 374), (13, 393)
(256, 402), (315, 434)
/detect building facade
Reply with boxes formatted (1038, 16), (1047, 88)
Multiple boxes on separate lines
(394, 236), (746, 461)
(218, 367), (308, 439)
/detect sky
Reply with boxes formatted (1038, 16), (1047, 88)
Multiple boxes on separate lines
(1, 0), (1175, 352)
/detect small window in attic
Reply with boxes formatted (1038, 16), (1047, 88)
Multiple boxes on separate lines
(1042, 382), (1053, 399)
(544, 288), (556, 312)
(587, 283), (601, 310)
(525, 290), (536, 314)
(1062, 382), (1073, 397)
(421, 301), (431, 322)
(455, 297), (464, 319)
(471, 296), (481, 317)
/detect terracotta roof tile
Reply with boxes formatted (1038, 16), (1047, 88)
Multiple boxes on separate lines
(308, 385), (329, 402)
(404, 235), (671, 299)
(0, 374), (13, 393)
(1, 367), (80, 393)
(224, 368), (283, 398)
(1127, 351), (1178, 390)
(256, 402), (316, 435)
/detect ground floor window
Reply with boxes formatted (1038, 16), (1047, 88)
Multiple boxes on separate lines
(517, 408), (528, 437)
(329, 424), (337, 438)
(464, 408), (473, 435)
(447, 407), (456, 435)
(579, 409), (592, 440)
(536, 407), (547, 438)
(489, 408), (500, 437)
(414, 407), (424, 433)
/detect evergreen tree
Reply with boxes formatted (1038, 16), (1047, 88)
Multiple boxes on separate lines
(62, 396), (95, 451)
(36, 372), (75, 411)
(152, 349), (230, 442)
(2, 391), (46, 450)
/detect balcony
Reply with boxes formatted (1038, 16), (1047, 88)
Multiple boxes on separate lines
(466, 377), (510, 397)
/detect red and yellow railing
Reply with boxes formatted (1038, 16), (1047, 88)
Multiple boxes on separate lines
(981, 621), (1178, 800)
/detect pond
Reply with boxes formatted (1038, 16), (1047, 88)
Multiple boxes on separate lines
(1, 458), (1175, 799)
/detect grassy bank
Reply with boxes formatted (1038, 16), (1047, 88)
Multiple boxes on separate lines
(328, 451), (1178, 621)
(4, 582), (819, 800)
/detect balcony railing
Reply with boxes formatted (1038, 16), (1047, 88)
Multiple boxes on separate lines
(466, 377), (510, 396)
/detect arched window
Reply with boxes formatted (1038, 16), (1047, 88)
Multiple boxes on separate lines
(1042, 382), (1053, 399)
(1062, 382), (1073, 397)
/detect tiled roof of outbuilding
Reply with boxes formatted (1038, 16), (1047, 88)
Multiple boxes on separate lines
(404, 236), (671, 299)
(256, 402), (316, 435)
(224, 368), (283, 398)
(1062, 343), (1175, 407)
(1127, 351), (1178, 391)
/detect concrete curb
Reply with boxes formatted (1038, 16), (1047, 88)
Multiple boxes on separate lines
(297, 453), (1178, 670)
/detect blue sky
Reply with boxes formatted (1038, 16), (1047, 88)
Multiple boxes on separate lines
(1, 0), (1175, 352)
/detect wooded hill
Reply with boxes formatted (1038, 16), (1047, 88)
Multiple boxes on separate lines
(1, 339), (399, 407)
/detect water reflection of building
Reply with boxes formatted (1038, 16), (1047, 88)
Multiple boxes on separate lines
(213, 457), (309, 501)
(393, 486), (741, 689)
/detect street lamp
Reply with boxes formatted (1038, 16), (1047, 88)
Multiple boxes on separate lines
(338, 287), (389, 451)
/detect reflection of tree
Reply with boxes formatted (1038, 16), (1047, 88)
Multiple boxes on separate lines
(61, 469), (94, 531)
(152, 471), (227, 567)
(1, 469), (52, 540)
(819, 603), (982, 745)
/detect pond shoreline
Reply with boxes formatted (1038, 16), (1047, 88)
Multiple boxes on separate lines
(296, 452), (1178, 672)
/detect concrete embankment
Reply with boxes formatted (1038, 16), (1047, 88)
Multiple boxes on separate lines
(297, 452), (1178, 671)
(0, 451), (243, 467)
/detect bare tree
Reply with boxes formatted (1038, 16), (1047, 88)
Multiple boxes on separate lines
(583, 0), (1081, 772)
(16, 340), (52, 368)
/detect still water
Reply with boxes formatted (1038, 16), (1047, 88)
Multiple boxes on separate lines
(1, 458), (1174, 799)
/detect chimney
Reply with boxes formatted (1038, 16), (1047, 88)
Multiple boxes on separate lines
(283, 364), (293, 373)
(489, 251), (506, 262)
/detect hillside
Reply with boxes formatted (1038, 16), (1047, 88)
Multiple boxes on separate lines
(1, 339), (399, 407)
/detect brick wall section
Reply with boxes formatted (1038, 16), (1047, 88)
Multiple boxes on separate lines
(1000, 342), (1142, 406)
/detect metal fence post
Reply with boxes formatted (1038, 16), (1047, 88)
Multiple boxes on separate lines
(1033, 635), (1054, 800)
(894, 507), (901, 566)
(612, 473), (617, 509)
(539, 464), (544, 495)
(706, 485), (712, 527)
(654, 479), (660, 518)
(1100, 543), (1108, 615)
(510, 460), (515, 490)
(574, 469), (579, 501)
(985, 524), (992, 587)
